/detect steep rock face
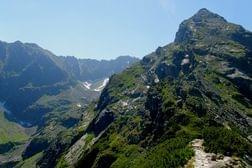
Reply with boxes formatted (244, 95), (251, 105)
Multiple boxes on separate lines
(57, 56), (81, 79)
(39, 9), (252, 168)
(87, 109), (115, 136)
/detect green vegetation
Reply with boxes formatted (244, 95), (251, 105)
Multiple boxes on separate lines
(75, 64), (252, 167)
(107, 63), (145, 99)
(161, 83), (176, 112)
(128, 137), (194, 168)
(202, 127), (252, 157)
(56, 157), (69, 168)
(85, 133), (194, 168)
(0, 111), (29, 144)
(15, 152), (43, 168)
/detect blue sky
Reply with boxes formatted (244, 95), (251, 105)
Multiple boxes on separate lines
(0, 0), (251, 59)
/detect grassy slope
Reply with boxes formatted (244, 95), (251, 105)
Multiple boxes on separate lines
(15, 152), (43, 168)
(0, 111), (29, 144)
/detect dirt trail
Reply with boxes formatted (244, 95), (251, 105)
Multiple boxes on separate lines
(185, 139), (242, 168)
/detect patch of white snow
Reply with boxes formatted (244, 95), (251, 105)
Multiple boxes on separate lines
(83, 81), (92, 89)
(121, 101), (128, 107)
(154, 78), (160, 83)
(94, 78), (109, 92)
(181, 58), (190, 65)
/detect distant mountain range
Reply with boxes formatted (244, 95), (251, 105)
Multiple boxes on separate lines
(0, 40), (138, 165)
(0, 40), (138, 125)
(56, 55), (138, 81)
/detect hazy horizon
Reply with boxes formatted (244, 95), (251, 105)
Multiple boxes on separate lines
(1, 0), (251, 59)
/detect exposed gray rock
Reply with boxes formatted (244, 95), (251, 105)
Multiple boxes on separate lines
(89, 109), (114, 136)
(155, 62), (179, 79)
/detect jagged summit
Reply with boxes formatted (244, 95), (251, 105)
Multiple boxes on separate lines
(174, 8), (238, 43)
(197, 8), (210, 13)
(192, 8), (227, 22)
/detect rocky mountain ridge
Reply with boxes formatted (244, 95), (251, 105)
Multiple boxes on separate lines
(34, 8), (252, 168)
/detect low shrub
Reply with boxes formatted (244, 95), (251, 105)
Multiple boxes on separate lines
(202, 127), (251, 156)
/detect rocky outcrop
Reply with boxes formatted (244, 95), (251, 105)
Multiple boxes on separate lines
(185, 139), (243, 168)
(87, 109), (115, 136)
(22, 138), (49, 159)
(155, 62), (179, 79)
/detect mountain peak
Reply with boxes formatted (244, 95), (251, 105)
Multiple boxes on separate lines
(197, 8), (209, 13)
(13, 40), (23, 45)
(192, 8), (226, 22)
(195, 8), (215, 16)
(174, 8), (233, 43)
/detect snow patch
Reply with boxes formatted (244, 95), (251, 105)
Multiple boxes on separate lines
(154, 78), (160, 83)
(76, 104), (82, 108)
(83, 81), (92, 89)
(94, 78), (109, 92)
(121, 101), (128, 107)
(181, 58), (190, 65)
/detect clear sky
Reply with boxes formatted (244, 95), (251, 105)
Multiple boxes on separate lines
(0, 0), (251, 59)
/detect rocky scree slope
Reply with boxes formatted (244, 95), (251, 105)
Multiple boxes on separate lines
(38, 9), (252, 168)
